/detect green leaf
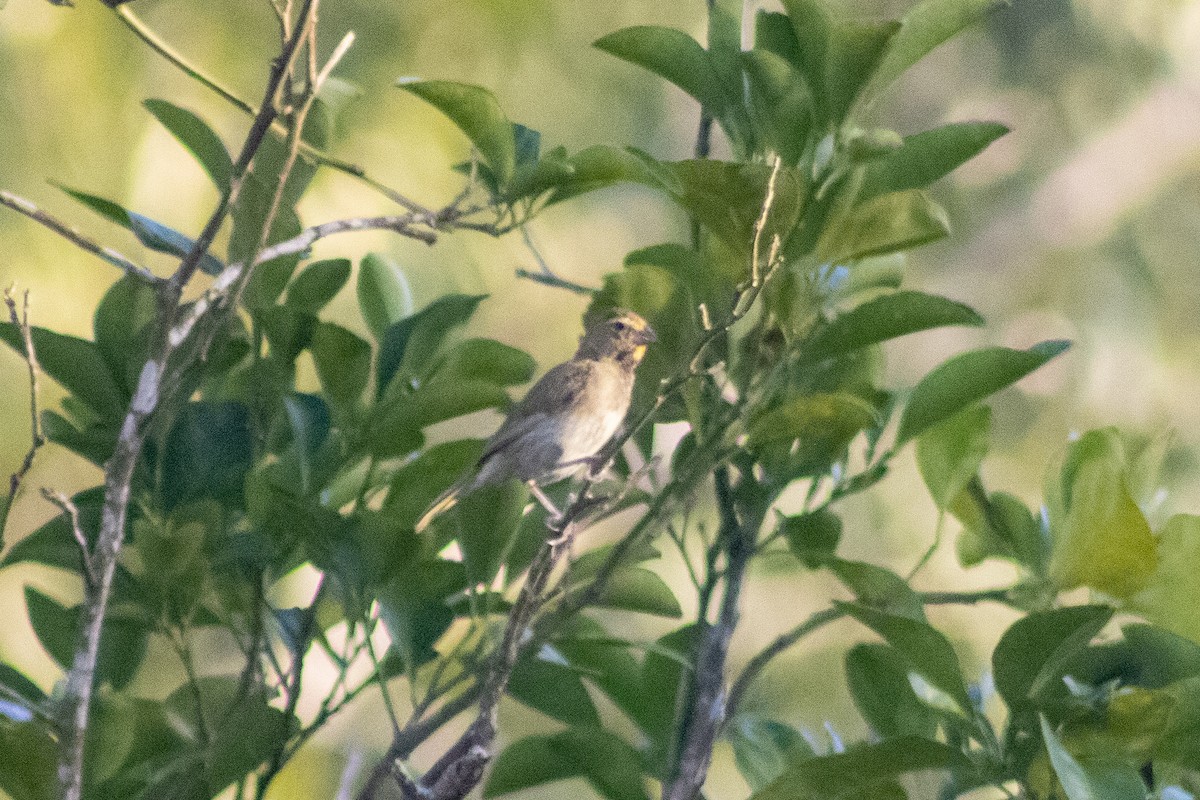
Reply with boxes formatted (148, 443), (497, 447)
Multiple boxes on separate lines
(649, 159), (807, 256)
(0, 719), (58, 800)
(591, 568), (683, 618)
(860, 0), (1007, 110)
(544, 145), (657, 206)
(750, 736), (958, 800)
(803, 290), (984, 363)
(950, 488), (1047, 571)
(838, 601), (971, 711)
(383, 439), (484, 528)
(376, 559), (467, 669)
(826, 20), (900, 124)
(133, 502), (215, 626)
(162, 401), (253, 513)
(432, 338), (536, 388)
(281, 393), (331, 494)
(25, 587), (147, 690)
(311, 322), (371, 408)
(484, 734), (581, 798)
(59, 185), (225, 275)
(285, 258), (351, 314)
(397, 79), (516, 185)
(729, 715), (815, 792)
(992, 605), (1114, 713)
(486, 728), (650, 800)
(897, 340), (1070, 443)
(357, 253), (413, 338)
(778, 0), (832, 111)
(594, 26), (727, 117)
(93, 275), (158, 393)
(816, 189), (950, 264)
(862, 122), (1009, 198)
(749, 393), (878, 448)
(916, 405), (991, 509)
(143, 99), (233, 193)
(0, 323), (125, 419)
(741, 49), (813, 165)
(827, 558), (925, 621)
(508, 650), (601, 726)
(1039, 715), (1147, 800)
(451, 480), (527, 586)
(1047, 429), (1158, 599)
(370, 378), (510, 458)
(783, 509), (842, 568)
(377, 294), (487, 397)
(846, 643), (939, 739)
(637, 626), (701, 754)
(1133, 515), (1200, 645)
(553, 622), (646, 725)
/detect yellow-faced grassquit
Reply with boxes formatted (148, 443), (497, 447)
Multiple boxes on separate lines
(415, 308), (657, 532)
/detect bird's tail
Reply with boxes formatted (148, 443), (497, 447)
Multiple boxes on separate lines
(415, 486), (461, 533)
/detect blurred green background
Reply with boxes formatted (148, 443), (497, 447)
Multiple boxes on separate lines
(2, 0), (1199, 797)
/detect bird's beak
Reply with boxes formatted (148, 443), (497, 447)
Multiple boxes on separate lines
(637, 325), (658, 344)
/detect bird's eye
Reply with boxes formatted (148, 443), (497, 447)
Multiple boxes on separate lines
(611, 320), (627, 332)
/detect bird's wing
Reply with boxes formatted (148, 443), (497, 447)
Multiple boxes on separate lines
(479, 360), (591, 463)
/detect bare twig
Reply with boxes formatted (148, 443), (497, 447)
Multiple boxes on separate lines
(113, 5), (432, 216)
(40, 489), (96, 589)
(3, 286), (44, 546)
(0, 191), (158, 284)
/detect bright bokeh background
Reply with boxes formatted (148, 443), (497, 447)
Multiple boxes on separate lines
(2, 0), (1200, 797)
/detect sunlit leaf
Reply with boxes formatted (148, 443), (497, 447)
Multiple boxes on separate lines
(357, 253), (413, 338)
(862, 121), (1009, 198)
(144, 99), (233, 193)
(838, 601), (970, 711)
(397, 79), (516, 185)
(286, 258), (351, 314)
(1039, 715), (1146, 800)
(897, 340), (1070, 444)
(803, 290), (984, 364)
(1047, 429), (1157, 599)
(816, 189), (949, 264)
(916, 405), (991, 509)
(992, 605), (1113, 713)
(1132, 515), (1200, 645)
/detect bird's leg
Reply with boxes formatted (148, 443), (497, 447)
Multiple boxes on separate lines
(527, 481), (563, 526)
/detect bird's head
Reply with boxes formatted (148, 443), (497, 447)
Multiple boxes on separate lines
(577, 308), (657, 365)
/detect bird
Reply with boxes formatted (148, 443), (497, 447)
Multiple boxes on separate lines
(415, 308), (657, 533)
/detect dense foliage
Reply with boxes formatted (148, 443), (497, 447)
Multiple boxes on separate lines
(1, 1), (1199, 799)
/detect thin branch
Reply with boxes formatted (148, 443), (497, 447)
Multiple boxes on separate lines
(0, 191), (158, 284)
(55, 5), (320, 799)
(114, 6), (253, 114)
(113, 5), (432, 216)
(40, 489), (96, 589)
(3, 286), (44, 548)
(513, 225), (597, 295)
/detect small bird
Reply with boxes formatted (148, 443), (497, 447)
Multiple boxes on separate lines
(415, 308), (657, 533)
